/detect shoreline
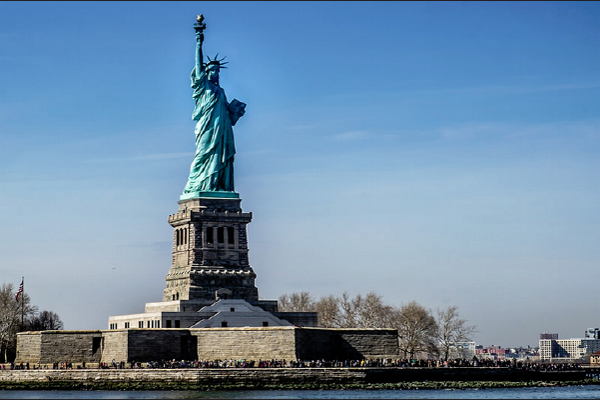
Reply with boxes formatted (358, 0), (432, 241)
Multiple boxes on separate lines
(1, 368), (599, 391)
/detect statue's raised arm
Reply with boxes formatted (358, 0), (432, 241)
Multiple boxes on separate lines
(194, 14), (206, 76)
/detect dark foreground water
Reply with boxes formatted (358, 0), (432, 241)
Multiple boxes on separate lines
(2, 386), (600, 399)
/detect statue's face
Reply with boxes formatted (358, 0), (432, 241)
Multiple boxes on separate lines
(207, 64), (220, 83)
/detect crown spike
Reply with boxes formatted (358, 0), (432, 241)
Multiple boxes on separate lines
(204, 53), (229, 69)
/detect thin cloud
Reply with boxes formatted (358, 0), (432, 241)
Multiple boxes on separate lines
(434, 119), (600, 141)
(135, 152), (193, 160)
(437, 123), (511, 140)
(419, 82), (600, 97)
(85, 152), (193, 163)
(244, 148), (278, 156)
(116, 241), (170, 249)
(332, 130), (370, 141)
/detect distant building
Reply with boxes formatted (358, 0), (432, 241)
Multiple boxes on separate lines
(585, 328), (600, 339)
(448, 342), (476, 359)
(539, 337), (600, 362)
(504, 346), (539, 361)
(476, 345), (507, 360)
(540, 332), (558, 340)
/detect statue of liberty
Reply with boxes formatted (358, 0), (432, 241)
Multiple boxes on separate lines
(181, 15), (246, 200)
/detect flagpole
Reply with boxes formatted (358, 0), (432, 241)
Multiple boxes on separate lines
(20, 276), (24, 331)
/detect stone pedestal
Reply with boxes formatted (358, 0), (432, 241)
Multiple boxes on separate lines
(163, 196), (260, 309)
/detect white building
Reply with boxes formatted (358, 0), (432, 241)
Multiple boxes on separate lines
(539, 337), (600, 361)
(108, 299), (294, 330)
(449, 342), (476, 359)
(191, 299), (293, 328)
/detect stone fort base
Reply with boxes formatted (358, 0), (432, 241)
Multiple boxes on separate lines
(15, 326), (399, 365)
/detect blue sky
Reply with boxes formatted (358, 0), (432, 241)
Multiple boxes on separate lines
(1, 1), (599, 348)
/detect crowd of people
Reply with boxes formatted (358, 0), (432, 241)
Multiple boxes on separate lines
(0, 358), (587, 371)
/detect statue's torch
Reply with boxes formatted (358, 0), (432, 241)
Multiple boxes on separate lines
(194, 14), (206, 43)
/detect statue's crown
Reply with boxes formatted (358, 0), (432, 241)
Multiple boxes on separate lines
(205, 54), (228, 69)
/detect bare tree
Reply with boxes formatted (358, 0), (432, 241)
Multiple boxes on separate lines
(435, 306), (477, 361)
(337, 292), (359, 328)
(278, 291), (315, 312)
(0, 283), (37, 363)
(278, 291), (477, 362)
(0, 284), (18, 363)
(27, 310), (64, 331)
(392, 301), (438, 359)
(314, 295), (342, 328)
(354, 292), (394, 329)
(279, 291), (397, 329)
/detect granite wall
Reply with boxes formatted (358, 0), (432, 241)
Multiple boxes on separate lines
(16, 331), (103, 365)
(15, 326), (399, 364)
(194, 327), (297, 360)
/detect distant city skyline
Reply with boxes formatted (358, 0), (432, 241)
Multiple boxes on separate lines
(1, 1), (599, 348)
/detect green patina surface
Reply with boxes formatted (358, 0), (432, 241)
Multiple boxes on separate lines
(180, 191), (239, 201)
(181, 15), (246, 198)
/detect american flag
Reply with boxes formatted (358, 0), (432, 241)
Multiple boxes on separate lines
(15, 278), (23, 302)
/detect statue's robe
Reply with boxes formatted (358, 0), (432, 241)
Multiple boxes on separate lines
(183, 67), (235, 194)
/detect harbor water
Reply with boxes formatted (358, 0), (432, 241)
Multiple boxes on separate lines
(2, 385), (600, 399)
